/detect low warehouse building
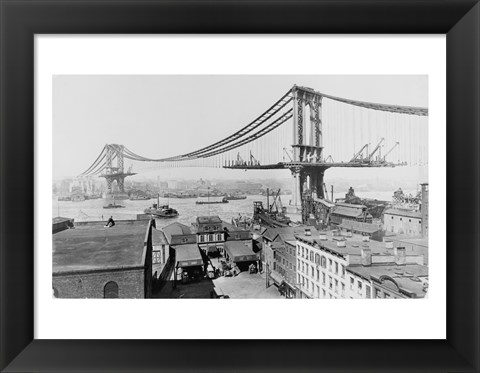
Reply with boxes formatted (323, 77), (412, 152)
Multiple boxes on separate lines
(53, 219), (154, 298)
(224, 240), (259, 271)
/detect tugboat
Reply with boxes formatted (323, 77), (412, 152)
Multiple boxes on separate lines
(103, 197), (125, 209)
(103, 202), (125, 209)
(144, 195), (179, 218)
(195, 188), (229, 205)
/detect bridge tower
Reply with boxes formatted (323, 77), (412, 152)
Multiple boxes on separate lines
(101, 144), (136, 198)
(291, 86), (329, 209)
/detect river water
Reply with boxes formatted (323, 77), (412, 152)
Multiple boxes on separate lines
(52, 190), (406, 228)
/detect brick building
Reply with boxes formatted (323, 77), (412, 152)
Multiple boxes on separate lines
(262, 226), (318, 298)
(53, 219), (154, 298)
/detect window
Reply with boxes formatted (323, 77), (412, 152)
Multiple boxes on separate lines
(199, 235), (205, 243)
(305, 249), (309, 258)
(375, 289), (382, 298)
(181, 238), (188, 243)
(316, 269), (319, 281)
(335, 262), (338, 274)
(104, 281), (119, 298)
(384, 293), (391, 299)
(302, 263), (305, 273)
(316, 285), (320, 297)
(310, 251), (314, 262)
(329, 276), (332, 289)
(391, 216), (394, 219)
(302, 247), (304, 258)
(341, 283), (345, 296)
(366, 285), (371, 298)
(322, 289), (326, 298)
(216, 234), (222, 241)
(358, 281), (363, 294)
(297, 259), (300, 267)
(208, 234), (214, 241)
(341, 265), (345, 278)
(311, 266), (314, 277)
(321, 256), (326, 268)
(315, 253), (320, 265)
(322, 273), (326, 285)
(328, 259), (332, 271)
(409, 219), (411, 222)
(400, 218), (403, 221)
(153, 251), (161, 264)
(334, 279), (338, 293)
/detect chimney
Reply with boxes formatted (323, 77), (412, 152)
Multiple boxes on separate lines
(319, 233), (327, 241)
(385, 241), (394, 249)
(362, 235), (370, 242)
(305, 228), (311, 236)
(337, 240), (346, 247)
(394, 247), (406, 265)
(361, 247), (372, 266)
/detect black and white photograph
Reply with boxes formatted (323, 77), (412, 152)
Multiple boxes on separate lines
(52, 75), (429, 300)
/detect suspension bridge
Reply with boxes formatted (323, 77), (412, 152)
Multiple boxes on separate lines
(79, 85), (428, 221)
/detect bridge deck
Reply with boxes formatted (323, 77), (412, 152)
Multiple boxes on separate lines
(223, 161), (398, 170)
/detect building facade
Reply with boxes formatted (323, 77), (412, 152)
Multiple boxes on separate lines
(53, 219), (154, 298)
(295, 231), (427, 299)
(383, 208), (422, 236)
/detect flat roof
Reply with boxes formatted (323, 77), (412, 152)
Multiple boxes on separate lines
(296, 232), (427, 260)
(224, 240), (257, 262)
(384, 208), (422, 218)
(196, 216), (222, 224)
(53, 221), (149, 273)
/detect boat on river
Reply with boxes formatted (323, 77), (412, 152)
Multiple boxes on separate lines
(196, 197), (229, 205)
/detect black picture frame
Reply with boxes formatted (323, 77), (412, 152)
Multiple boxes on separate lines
(1, 1), (479, 372)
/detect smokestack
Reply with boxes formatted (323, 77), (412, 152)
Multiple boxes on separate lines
(305, 228), (311, 236)
(394, 247), (406, 265)
(319, 233), (327, 241)
(362, 235), (370, 242)
(361, 247), (372, 266)
(336, 240), (346, 247)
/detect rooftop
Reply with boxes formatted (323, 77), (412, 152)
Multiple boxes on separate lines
(331, 206), (367, 218)
(162, 222), (193, 243)
(347, 263), (428, 297)
(53, 221), (149, 273)
(295, 231), (427, 262)
(384, 208), (422, 219)
(152, 228), (168, 246)
(175, 244), (203, 263)
(196, 216), (222, 225)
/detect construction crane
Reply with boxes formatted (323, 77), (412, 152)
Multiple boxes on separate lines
(249, 151), (260, 166)
(351, 143), (370, 163)
(382, 142), (400, 162)
(367, 138), (385, 162)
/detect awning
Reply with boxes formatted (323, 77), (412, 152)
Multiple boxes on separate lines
(175, 244), (204, 268)
(269, 271), (284, 285)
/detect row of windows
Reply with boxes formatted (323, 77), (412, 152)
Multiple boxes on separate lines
(389, 216), (421, 223)
(297, 256), (345, 278)
(297, 245), (346, 275)
(199, 233), (223, 243)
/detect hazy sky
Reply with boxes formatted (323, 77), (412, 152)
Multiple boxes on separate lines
(53, 75), (428, 183)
